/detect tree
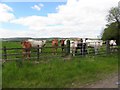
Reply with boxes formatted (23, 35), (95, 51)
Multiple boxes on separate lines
(102, 22), (118, 42)
(102, 6), (120, 45)
(107, 7), (120, 24)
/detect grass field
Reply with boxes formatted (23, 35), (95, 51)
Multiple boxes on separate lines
(2, 54), (118, 88)
(1, 41), (119, 88)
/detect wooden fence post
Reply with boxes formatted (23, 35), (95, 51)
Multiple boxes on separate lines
(3, 46), (7, 61)
(66, 40), (70, 55)
(106, 40), (110, 54)
(37, 45), (40, 60)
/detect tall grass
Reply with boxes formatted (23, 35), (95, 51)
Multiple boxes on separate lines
(2, 53), (118, 88)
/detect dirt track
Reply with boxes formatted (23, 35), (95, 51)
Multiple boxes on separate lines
(82, 73), (119, 88)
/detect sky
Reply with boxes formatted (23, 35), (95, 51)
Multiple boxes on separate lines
(0, 0), (119, 38)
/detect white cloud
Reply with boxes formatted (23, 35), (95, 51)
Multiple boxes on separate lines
(0, 28), (21, 38)
(31, 3), (44, 11)
(1, 0), (119, 38)
(0, 28), (39, 38)
(0, 3), (15, 23)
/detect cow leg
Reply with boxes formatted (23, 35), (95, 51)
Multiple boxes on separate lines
(39, 49), (42, 53)
(73, 50), (75, 56)
(73, 48), (76, 56)
(62, 48), (63, 52)
(75, 48), (77, 55)
(71, 49), (74, 56)
(23, 49), (27, 60)
(22, 52), (26, 59)
(70, 48), (72, 56)
(27, 51), (31, 60)
(94, 47), (98, 55)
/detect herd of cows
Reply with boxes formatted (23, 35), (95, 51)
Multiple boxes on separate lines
(21, 38), (117, 59)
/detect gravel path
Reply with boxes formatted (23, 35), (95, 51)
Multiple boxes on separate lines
(82, 73), (119, 88)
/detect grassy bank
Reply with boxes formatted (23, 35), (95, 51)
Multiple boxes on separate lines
(2, 53), (118, 88)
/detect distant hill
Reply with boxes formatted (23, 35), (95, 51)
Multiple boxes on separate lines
(1, 37), (66, 41)
(1, 37), (100, 42)
(1, 37), (32, 41)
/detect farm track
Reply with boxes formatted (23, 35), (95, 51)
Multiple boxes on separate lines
(81, 72), (119, 88)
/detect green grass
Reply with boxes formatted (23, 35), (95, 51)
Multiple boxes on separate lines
(1, 41), (118, 88)
(2, 53), (118, 88)
(2, 41), (21, 48)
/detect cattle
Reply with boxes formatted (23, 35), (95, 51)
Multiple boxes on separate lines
(86, 39), (103, 54)
(70, 40), (77, 56)
(109, 40), (117, 52)
(71, 39), (88, 56)
(21, 40), (32, 59)
(64, 38), (103, 56)
(109, 40), (117, 46)
(60, 39), (65, 52)
(27, 39), (46, 53)
(52, 38), (58, 55)
(64, 39), (86, 56)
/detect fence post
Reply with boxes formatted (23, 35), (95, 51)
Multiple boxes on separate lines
(37, 45), (40, 60)
(3, 46), (7, 61)
(66, 40), (70, 55)
(106, 40), (110, 54)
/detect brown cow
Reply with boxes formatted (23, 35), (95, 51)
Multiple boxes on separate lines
(52, 38), (58, 55)
(21, 40), (32, 60)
